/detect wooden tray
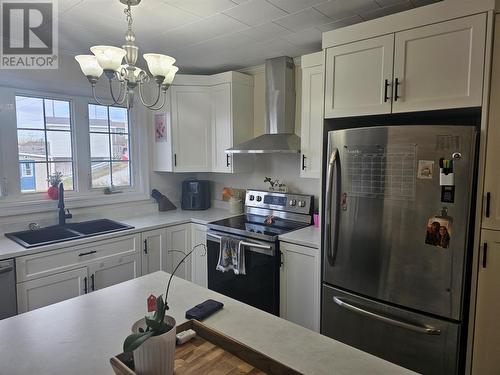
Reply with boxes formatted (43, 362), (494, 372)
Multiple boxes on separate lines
(110, 319), (302, 375)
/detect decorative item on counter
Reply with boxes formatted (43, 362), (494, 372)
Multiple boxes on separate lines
(122, 243), (207, 375)
(264, 177), (288, 193)
(46, 172), (63, 200)
(222, 187), (246, 202)
(229, 196), (243, 214)
(151, 189), (176, 212)
(104, 186), (123, 195)
(313, 210), (320, 227)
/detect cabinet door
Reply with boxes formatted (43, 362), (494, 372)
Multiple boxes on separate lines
(171, 86), (212, 172)
(191, 224), (208, 287)
(280, 242), (320, 332)
(166, 224), (192, 281)
(141, 229), (167, 275)
(300, 52), (324, 179)
(393, 14), (486, 113)
(211, 83), (233, 173)
(473, 230), (500, 375)
(324, 34), (394, 118)
(88, 253), (140, 291)
(17, 267), (88, 313)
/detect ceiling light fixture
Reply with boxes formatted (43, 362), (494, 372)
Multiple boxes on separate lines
(75, 0), (177, 110)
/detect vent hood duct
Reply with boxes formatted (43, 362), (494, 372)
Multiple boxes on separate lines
(226, 56), (300, 154)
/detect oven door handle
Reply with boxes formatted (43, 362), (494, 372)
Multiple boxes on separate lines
(207, 233), (273, 253)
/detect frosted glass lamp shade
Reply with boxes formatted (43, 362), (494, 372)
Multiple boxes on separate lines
(90, 45), (126, 71)
(143, 53), (175, 77)
(75, 55), (103, 78)
(162, 66), (178, 85)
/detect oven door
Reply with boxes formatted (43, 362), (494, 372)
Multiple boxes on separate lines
(207, 230), (279, 316)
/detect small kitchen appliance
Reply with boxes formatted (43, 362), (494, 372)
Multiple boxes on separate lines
(181, 179), (210, 210)
(207, 190), (314, 315)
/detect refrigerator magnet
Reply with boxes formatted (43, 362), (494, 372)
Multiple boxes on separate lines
(417, 160), (434, 179)
(425, 216), (452, 249)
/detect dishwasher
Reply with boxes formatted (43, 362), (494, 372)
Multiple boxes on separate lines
(0, 259), (17, 319)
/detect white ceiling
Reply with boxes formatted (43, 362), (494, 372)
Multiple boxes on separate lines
(59, 0), (441, 74)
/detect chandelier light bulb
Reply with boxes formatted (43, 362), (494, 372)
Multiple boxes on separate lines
(75, 55), (103, 78)
(90, 45), (127, 71)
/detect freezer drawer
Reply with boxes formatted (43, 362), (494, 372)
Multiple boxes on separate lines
(322, 285), (460, 375)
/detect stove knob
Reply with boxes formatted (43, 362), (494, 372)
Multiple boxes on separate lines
(256, 196), (262, 202)
(249, 195), (255, 201)
(289, 199), (297, 206)
(298, 200), (306, 207)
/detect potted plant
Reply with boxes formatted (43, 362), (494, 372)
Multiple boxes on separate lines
(47, 172), (63, 200)
(123, 244), (206, 375)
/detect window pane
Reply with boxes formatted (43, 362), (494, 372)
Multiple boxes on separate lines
(18, 130), (46, 160)
(48, 162), (74, 190)
(90, 133), (110, 161)
(89, 104), (109, 132)
(111, 133), (129, 160)
(91, 162), (111, 188)
(19, 162), (48, 193)
(112, 161), (130, 186)
(47, 131), (72, 160)
(15, 96), (44, 129)
(45, 100), (71, 131)
(109, 107), (128, 134)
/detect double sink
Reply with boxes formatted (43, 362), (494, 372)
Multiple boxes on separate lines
(6, 219), (134, 248)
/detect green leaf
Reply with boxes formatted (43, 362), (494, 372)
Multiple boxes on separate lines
(152, 296), (164, 322)
(145, 317), (166, 332)
(123, 331), (155, 353)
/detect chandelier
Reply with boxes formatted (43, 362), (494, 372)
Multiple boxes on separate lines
(74, 0), (177, 110)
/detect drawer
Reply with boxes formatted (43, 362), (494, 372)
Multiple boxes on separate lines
(16, 235), (139, 282)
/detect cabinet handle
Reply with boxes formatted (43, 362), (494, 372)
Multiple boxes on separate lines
(91, 274), (95, 291)
(79, 250), (97, 257)
(486, 192), (491, 218)
(280, 250), (284, 267)
(84, 276), (88, 294)
(394, 78), (400, 101)
(384, 79), (390, 102)
(144, 239), (148, 254)
(226, 154), (231, 167)
(174, 153), (177, 167)
(301, 154), (307, 170)
(483, 243), (488, 268)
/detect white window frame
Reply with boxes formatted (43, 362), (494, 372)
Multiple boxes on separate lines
(0, 86), (150, 217)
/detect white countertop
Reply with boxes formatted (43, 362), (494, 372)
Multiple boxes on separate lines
(279, 225), (321, 249)
(0, 272), (415, 375)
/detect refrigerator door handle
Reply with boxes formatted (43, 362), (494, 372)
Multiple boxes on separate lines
(325, 147), (340, 265)
(333, 297), (442, 335)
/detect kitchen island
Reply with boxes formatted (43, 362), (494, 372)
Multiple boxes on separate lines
(0, 272), (416, 375)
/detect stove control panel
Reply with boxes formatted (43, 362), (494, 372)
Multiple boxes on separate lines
(245, 190), (313, 215)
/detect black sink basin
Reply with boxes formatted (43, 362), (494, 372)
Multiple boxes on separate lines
(5, 219), (134, 248)
(67, 219), (133, 236)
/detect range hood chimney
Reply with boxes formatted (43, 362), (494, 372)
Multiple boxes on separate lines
(226, 56), (300, 154)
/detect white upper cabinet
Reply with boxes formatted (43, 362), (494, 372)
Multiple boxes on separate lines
(171, 85), (212, 172)
(324, 34), (394, 118)
(300, 52), (324, 179)
(393, 14), (486, 113)
(212, 83), (233, 173)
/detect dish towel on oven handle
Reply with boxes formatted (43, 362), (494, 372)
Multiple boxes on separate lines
(216, 236), (246, 275)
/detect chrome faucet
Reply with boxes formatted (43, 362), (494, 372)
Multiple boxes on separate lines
(58, 182), (72, 226)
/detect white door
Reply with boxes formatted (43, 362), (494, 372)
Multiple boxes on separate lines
(300, 52), (324, 179)
(324, 34), (394, 118)
(211, 83), (233, 173)
(191, 224), (208, 287)
(17, 267), (88, 313)
(472, 230), (500, 375)
(88, 253), (140, 291)
(393, 14), (486, 113)
(141, 229), (167, 275)
(166, 224), (192, 281)
(171, 86), (212, 172)
(279, 242), (321, 332)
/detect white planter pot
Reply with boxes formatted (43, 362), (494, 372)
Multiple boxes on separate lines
(131, 316), (176, 375)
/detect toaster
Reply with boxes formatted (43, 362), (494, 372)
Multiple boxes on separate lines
(181, 179), (211, 210)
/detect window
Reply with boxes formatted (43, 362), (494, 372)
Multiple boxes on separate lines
(15, 96), (74, 193)
(89, 104), (131, 188)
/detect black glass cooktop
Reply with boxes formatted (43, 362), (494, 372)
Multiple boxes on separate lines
(208, 214), (310, 240)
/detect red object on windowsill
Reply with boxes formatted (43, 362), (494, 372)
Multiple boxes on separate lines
(47, 186), (59, 200)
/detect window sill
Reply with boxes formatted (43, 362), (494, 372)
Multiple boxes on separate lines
(0, 190), (150, 217)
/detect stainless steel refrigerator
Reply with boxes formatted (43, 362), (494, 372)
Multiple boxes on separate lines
(321, 125), (477, 375)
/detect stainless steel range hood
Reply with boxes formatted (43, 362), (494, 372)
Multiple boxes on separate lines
(226, 56), (300, 154)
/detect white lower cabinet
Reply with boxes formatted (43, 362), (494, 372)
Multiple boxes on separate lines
(166, 224), (192, 281)
(88, 253), (140, 291)
(141, 228), (167, 275)
(191, 224), (208, 287)
(280, 242), (321, 332)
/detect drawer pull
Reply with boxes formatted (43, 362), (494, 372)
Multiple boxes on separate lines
(84, 276), (88, 294)
(79, 250), (97, 257)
